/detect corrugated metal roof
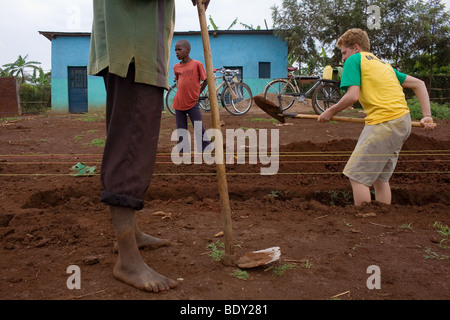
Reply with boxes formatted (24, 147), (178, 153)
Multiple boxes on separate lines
(39, 31), (91, 41)
(39, 29), (275, 41)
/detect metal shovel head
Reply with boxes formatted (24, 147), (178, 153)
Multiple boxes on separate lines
(253, 96), (286, 123)
(236, 246), (281, 268)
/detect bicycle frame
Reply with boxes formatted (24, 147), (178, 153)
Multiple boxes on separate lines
(203, 68), (240, 101)
(165, 67), (251, 115)
(264, 67), (340, 113)
(282, 73), (321, 99)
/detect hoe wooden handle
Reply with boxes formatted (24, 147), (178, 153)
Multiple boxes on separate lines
(196, 0), (236, 266)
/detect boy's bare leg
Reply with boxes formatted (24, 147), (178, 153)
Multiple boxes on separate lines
(373, 180), (392, 204)
(349, 178), (371, 206)
(110, 205), (178, 292)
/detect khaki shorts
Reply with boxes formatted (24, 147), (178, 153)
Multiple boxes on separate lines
(343, 113), (411, 187)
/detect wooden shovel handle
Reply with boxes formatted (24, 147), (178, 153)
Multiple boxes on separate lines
(294, 114), (365, 123)
(294, 113), (434, 128)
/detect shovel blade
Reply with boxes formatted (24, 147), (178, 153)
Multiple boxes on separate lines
(253, 96), (286, 123)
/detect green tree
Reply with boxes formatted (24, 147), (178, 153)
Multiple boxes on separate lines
(240, 19), (270, 30)
(208, 16), (238, 30)
(2, 54), (41, 83)
(272, 0), (449, 78)
(412, 1), (449, 75)
(30, 67), (51, 87)
(0, 67), (9, 77)
(272, 0), (318, 74)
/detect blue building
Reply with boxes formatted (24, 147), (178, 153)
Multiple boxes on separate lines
(39, 30), (288, 113)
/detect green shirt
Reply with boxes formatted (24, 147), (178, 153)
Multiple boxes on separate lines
(88, 0), (175, 89)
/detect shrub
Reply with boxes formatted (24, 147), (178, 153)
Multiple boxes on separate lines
(407, 97), (450, 120)
(19, 83), (51, 113)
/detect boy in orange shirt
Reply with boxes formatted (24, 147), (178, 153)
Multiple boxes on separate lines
(173, 39), (211, 153)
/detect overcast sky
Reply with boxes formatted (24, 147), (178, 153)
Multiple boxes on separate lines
(0, 0), (448, 72)
(0, 0), (283, 72)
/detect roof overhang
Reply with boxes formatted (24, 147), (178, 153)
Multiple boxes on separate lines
(39, 31), (91, 41)
(39, 29), (275, 41)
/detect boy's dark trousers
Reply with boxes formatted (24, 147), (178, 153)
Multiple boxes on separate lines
(175, 104), (211, 152)
(99, 63), (162, 210)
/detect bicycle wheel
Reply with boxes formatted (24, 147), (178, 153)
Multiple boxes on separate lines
(164, 83), (177, 115)
(198, 76), (222, 111)
(312, 82), (342, 115)
(263, 79), (297, 111)
(221, 82), (253, 115)
(198, 85), (211, 112)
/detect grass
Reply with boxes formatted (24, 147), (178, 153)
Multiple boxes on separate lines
(205, 240), (242, 262)
(432, 221), (449, 249)
(82, 138), (106, 148)
(302, 259), (312, 269)
(90, 139), (106, 147)
(0, 117), (19, 121)
(231, 269), (249, 280)
(206, 240), (225, 261)
(422, 221), (449, 259)
(272, 263), (297, 276)
(78, 114), (105, 122)
(424, 248), (450, 260)
(433, 221), (450, 237)
(249, 117), (278, 124)
(73, 135), (83, 142)
(407, 97), (450, 120)
(400, 222), (414, 231)
(267, 190), (285, 198)
(314, 190), (353, 206)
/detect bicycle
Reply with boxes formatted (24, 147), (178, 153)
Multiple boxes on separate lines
(311, 79), (342, 115)
(165, 67), (253, 116)
(263, 66), (342, 115)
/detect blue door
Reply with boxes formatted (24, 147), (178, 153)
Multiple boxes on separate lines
(68, 67), (88, 113)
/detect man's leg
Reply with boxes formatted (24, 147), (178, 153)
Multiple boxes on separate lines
(101, 64), (177, 292)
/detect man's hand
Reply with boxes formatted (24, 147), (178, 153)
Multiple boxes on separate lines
(191, 0), (210, 10)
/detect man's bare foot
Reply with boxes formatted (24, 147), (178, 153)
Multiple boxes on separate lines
(113, 259), (178, 292)
(109, 205), (177, 292)
(114, 234), (169, 252)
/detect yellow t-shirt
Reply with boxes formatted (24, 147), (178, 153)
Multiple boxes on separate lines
(340, 52), (409, 125)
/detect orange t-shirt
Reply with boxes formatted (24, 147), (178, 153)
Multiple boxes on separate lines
(173, 59), (207, 111)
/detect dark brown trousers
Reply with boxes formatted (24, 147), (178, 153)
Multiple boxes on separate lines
(100, 64), (163, 210)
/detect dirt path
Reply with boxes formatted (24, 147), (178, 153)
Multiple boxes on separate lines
(1, 101), (449, 301)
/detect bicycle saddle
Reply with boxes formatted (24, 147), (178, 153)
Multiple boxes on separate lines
(287, 66), (298, 72)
